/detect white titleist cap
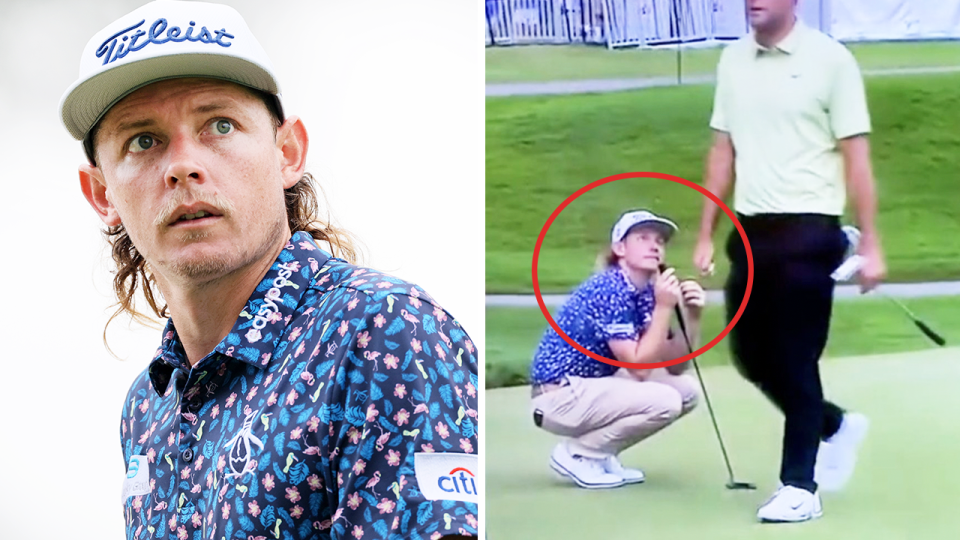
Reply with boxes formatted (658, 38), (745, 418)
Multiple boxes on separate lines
(59, 0), (283, 156)
(611, 210), (679, 243)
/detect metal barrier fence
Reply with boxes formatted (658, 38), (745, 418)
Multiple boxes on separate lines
(485, 0), (745, 48)
(485, 0), (608, 46)
(484, 0), (827, 49)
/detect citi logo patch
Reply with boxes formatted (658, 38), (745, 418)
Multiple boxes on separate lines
(604, 323), (635, 335)
(414, 452), (479, 504)
(438, 467), (477, 496)
(121, 455), (152, 505)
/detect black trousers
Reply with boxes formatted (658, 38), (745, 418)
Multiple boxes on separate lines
(723, 213), (848, 493)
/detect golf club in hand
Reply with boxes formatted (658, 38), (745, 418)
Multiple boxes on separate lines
(836, 226), (946, 347)
(658, 264), (756, 491)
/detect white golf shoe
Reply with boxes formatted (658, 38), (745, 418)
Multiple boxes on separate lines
(549, 443), (625, 489)
(815, 412), (870, 492)
(602, 455), (646, 484)
(757, 485), (823, 523)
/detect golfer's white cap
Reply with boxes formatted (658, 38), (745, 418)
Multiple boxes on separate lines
(59, 0), (282, 149)
(611, 210), (678, 243)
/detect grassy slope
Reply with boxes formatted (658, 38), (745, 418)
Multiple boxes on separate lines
(485, 295), (960, 388)
(486, 41), (960, 83)
(486, 73), (960, 294)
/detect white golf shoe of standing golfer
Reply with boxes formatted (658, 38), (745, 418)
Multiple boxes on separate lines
(757, 485), (823, 523)
(814, 412), (870, 491)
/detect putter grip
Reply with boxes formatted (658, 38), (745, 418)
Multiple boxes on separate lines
(659, 263), (690, 339)
(831, 254), (864, 281)
(915, 320), (946, 346)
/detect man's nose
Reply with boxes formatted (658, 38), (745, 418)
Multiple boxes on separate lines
(163, 133), (207, 188)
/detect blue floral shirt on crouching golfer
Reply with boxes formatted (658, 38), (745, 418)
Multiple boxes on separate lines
(529, 267), (659, 385)
(119, 231), (479, 540)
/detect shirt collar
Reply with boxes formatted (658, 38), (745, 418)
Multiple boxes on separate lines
(148, 231), (332, 396)
(613, 266), (654, 297)
(752, 17), (805, 56)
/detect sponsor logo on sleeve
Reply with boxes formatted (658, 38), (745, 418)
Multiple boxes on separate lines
(121, 455), (151, 504)
(414, 453), (479, 504)
(604, 323), (635, 335)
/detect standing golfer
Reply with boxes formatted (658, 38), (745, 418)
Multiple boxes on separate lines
(529, 210), (704, 489)
(694, 0), (886, 523)
(61, 1), (478, 538)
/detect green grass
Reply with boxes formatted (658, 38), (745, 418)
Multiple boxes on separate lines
(485, 295), (960, 388)
(485, 346), (960, 539)
(486, 40), (960, 83)
(485, 73), (960, 294)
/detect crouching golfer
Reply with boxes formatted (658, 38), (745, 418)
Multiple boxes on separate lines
(528, 210), (704, 488)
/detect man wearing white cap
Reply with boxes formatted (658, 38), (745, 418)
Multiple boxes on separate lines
(528, 210), (705, 489)
(61, 2), (478, 539)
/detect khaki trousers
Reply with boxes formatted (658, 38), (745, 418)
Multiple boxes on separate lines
(531, 368), (699, 458)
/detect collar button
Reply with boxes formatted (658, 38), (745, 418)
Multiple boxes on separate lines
(187, 398), (203, 413)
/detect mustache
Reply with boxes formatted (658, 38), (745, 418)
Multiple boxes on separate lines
(153, 190), (235, 227)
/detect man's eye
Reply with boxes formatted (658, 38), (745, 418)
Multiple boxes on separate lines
(214, 120), (233, 135)
(128, 134), (155, 153)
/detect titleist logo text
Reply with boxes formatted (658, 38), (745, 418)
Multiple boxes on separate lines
(97, 18), (234, 66)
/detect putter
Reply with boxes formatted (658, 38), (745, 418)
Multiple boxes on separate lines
(837, 226), (946, 347)
(882, 295), (946, 346)
(660, 264), (756, 490)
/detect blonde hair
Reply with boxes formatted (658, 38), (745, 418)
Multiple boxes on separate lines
(594, 246), (620, 272)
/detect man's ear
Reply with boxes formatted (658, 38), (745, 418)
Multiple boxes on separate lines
(275, 115), (309, 189)
(611, 241), (627, 258)
(79, 164), (121, 226)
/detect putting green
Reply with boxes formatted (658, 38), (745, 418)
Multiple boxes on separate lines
(485, 346), (960, 538)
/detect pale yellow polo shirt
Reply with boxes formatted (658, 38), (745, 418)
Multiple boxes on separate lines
(709, 19), (871, 216)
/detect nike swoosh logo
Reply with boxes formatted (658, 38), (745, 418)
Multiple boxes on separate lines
(791, 503), (803, 510)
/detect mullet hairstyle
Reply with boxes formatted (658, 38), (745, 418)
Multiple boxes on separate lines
(94, 88), (361, 351)
(595, 246), (621, 272)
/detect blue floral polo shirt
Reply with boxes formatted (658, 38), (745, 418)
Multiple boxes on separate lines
(119, 231), (479, 540)
(529, 267), (660, 385)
